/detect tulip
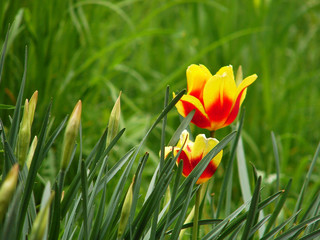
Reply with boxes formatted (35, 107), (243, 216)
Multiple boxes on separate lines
(165, 130), (223, 184)
(175, 64), (257, 131)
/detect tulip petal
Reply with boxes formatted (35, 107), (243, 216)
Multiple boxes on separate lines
(223, 74), (257, 126)
(203, 75), (234, 130)
(191, 134), (207, 165)
(187, 64), (212, 101)
(176, 150), (194, 178)
(175, 94), (212, 129)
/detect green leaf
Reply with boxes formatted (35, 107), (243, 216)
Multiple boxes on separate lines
(159, 161), (183, 240)
(203, 201), (249, 240)
(80, 161), (89, 240)
(274, 215), (320, 240)
(217, 190), (283, 240)
(249, 214), (271, 238)
(8, 46), (27, 153)
(169, 178), (196, 240)
(264, 179), (292, 234)
(300, 229), (320, 240)
(241, 177), (262, 240)
(271, 131), (281, 190)
(0, 25), (9, 85)
(293, 142), (320, 223)
(261, 211), (301, 240)
(216, 109), (245, 218)
(89, 181), (107, 240)
(1, 184), (23, 240)
(167, 109), (195, 146)
(17, 101), (52, 240)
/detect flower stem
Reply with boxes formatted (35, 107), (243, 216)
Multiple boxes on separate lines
(210, 131), (215, 138)
(192, 184), (202, 240)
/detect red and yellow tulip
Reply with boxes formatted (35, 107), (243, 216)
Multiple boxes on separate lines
(175, 64), (257, 131)
(165, 130), (223, 184)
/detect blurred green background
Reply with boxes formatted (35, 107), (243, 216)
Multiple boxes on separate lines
(1, 0), (320, 197)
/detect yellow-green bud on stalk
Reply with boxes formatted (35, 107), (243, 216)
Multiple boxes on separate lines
(236, 65), (243, 85)
(30, 192), (55, 240)
(26, 136), (38, 169)
(107, 92), (121, 146)
(60, 100), (82, 171)
(0, 164), (19, 222)
(17, 99), (31, 167)
(28, 90), (38, 127)
(117, 176), (134, 239)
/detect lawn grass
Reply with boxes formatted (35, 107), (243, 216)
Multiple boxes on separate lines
(1, 0), (320, 238)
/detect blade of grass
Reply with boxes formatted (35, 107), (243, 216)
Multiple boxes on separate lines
(203, 201), (250, 240)
(261, 211), (301, 240)
(0, 25), (9, 85)
(300, 229), (320, 240)
(167, 110), (195, 146)
(217, 190), (284, 240)
(274, 215), (320, 240)
(89, 180), (107, 240)
(61, 196), (81, 240)
(271, 131), (281, 190)
(1, 184), (23, 240)
(159, 162), (183, 240)
(293, 142), (320, 223)
(170, 178), (196, 240)
(237, 135), (251, 206)
(249, 214), (271, 238)
(264, 179), (292, 234)
(217, 109), (245, 218)
(125, 153), (149, 240)
(241, 176), (262, 240)
(80, 161), (89, 240)
(8, 46), (27, 151)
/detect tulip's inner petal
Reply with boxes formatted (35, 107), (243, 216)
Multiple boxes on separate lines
(191, 134), (207, 162)
(216, 65), (234, 80)
(164, 146), (176, 159)
(175, 94), (212, 129)
(203, 75), (234, 130)
(187, 64), (212, 102)
(177, 130), (190, 148)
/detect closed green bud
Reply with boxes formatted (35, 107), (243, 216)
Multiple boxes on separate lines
(17, 99), (31, 167)
(26, 136), (38, 169)
(30, 191), (55, 240)
(0, 164), (19, 222)
(107, 92), (121, 146)
(60, 100), (82, 171)
(28, 90), (38, 127)
(117, 176), (134, 239)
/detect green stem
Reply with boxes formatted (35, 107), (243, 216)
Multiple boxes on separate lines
(192, 184), (202, 240)
(210, 131), (215, 138)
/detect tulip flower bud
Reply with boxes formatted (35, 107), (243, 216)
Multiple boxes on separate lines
(26, 136), (38, 169)
(17, 99), (31, 167)
(28, 91), (38, 127)
(60, 100), (82, 171)
(0, 164), (19, 222)
(118, 176), (134, 238)
(107, 92), (121, 146)
(30, 192), (55, 240)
